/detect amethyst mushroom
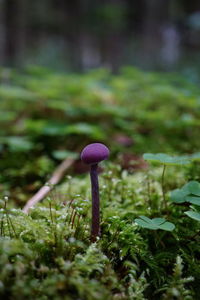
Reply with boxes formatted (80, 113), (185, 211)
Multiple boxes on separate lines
(81, 143), (110, 242)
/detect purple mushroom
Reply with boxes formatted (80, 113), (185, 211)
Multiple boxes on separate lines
(81, 143), (110, 242)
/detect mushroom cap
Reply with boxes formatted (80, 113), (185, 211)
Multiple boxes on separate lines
(81, 143), (110, 165)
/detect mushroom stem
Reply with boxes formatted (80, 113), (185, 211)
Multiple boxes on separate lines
(90, 163), (100, 242)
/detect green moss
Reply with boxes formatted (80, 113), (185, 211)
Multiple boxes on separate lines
(1, 162), (200, 298)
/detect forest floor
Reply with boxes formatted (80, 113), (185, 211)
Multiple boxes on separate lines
(0, 66), (200, 299)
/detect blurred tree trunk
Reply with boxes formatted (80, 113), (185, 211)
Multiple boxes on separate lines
(139, 0), (170, 67)
(100, 0), (127, 72)
(5, 0), (17, 65)
(4, 0), (26, 66)
(59, 0), (83, 71)
(0, 0), (6, 65)
(182, 0), (200, 12)
(16, 0), (27, 65)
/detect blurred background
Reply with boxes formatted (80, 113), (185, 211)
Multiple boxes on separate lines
(1, 0), (200, 72)
(1, 0), (200, 205)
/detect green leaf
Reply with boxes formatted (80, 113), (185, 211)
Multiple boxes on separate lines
(158, 222), (175, 231)
(65, 123), (105, 139)
(0, 85), (36, 102)
(143, 153), (190, 165)
(138, 215), (152, 223)
(185, 196), (200, 206)
(25, 120), (69, 136)
(153, 218), (166, 225)
(170, 189), (188, 203)
(134, 218), (157, 230)
(135, 216), (175, 231)
(52, 150), (78, 160)
(184, 211), (200, 221)
(170, 181), (200, 205)
(0, 136), (33, 152)
(184, 181), (200, 196)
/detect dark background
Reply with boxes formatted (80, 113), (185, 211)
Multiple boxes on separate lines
(1, 0), (200, 72)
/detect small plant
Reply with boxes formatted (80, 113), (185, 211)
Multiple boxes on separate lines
(135, 215), (175, 231)
(170, 181), (200, 205)
(143, 153), (190, 209)
(143, 153), (190, 165)
(81, 143), (110, 242)
(162, 256), (194, 299)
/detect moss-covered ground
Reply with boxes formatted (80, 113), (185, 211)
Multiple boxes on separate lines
(1, 66), (200, 299)
(1, 161), (200, 299)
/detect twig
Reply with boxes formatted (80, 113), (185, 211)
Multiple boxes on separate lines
(22, 157), (75, 214)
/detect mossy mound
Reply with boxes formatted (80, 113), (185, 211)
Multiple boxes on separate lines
(1, 162), (200, 299)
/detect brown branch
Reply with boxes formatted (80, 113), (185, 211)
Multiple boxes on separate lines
(22, 157), (75, 214)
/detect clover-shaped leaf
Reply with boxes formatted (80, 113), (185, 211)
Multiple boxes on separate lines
(184, 210), (200, 221)
(170, 189), (187, 203)
(143, 152), (200, 165)
(170, 181), (200, 205)
(143, 153), (190, 166)
(135, 216), (175, 231)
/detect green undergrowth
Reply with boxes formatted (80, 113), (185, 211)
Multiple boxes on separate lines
(1, 162), (200, 299)
(1, 66), (200, 202)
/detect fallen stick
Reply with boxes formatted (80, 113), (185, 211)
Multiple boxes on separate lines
(23, 157), (75, 214)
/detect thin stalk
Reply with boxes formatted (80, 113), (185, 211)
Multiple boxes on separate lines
(147, 170), (151, 207)
(186, 230), (200, 241)
(107, 226), (121, 248)
(69, 208), (75, 225)
(68, 198), (74, 209)
(49, 202), (57, 246)
(49, 201), (54, 224)
(0, 218), (4, 236)
(161, 165), (167, 210)
(154, 231), (165, 248)
(90, 163), (100, 242)
(3, 199), (17, 238)
(71, 211), (77, 229)
(7, 213), (17, 238)
(74, 214), (81, 238)
(5, 202), (12, 238)
(62, 198), (74, 228)
(0, 201), (6, 236)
